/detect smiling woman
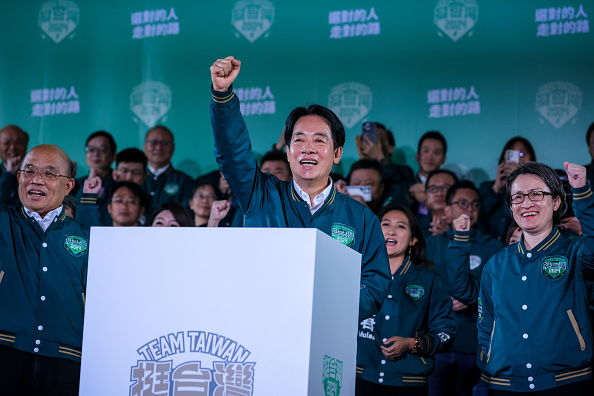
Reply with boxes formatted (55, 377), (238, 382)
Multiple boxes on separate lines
(473, 162), (594, 394)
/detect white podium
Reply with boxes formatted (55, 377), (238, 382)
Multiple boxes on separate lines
(80, 228), (361, 396)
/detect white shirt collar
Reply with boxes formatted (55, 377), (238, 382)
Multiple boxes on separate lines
(24, 206), (63, 232)
(292, 178), (333, 215)
(148, 164), (171, 179)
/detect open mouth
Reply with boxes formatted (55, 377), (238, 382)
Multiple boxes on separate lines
(28, 189), (46, 198)
(522, 211), (538, 218)
(300, 159), (317, 166)
(385, 238), (397, 247)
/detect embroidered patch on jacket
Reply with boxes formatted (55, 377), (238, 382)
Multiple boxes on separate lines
(542, 255), (568, 280)
(469, 255), (482, 270)
(478, 297), (484, 323)
(164, 183), (179, 196)
(64, 235), (88, 257)
(405, 285), (425, 302)
(331, 223), (355, 247)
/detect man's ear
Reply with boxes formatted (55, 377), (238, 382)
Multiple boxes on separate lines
(333, 146), (343, 164)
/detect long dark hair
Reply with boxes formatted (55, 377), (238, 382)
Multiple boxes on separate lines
(148, 202), (195, 227)
(378, 205), (433, 269)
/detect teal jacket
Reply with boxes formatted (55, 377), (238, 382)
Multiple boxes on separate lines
(356, 257), (455, 386)
(477, 184), (594, 392)
(0, 205), (89, 362)
(427, 228), (502, 353)
(142, 166), (195, 217)
(211, 88), (391, 321)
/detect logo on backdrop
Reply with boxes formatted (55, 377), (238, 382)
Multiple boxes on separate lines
(31, 86), (80, 117)
(38, 0), (80, 43)
(130, 81), (172, 127)
(131, 7), (180, 39)
(427, 85), (481, 119)
(434, 0), (478, 42)
(328, 83), (372, 129)
(323, 355), (343, 396)
(536, 81), (582, 129)
(130, 330), (255, 396)
(236, 85), (276, 116)
(232, 0), (275, 43)
(328, 7), (381, 39)
(535, 5), (589, 37)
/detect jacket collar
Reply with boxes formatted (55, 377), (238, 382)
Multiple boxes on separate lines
(517, 227), (561, 255)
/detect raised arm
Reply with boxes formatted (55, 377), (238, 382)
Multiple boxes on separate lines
(445, 214), (481, 305)
(566, 162), (594, 275)
(210, 57), (262, 212)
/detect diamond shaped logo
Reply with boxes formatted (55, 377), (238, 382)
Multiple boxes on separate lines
(434, 0), (478, 42)
(536, 81), (582, 129)
(328, 82), (373, 129)
(130, 81), (172, 128)
(232, 0), (275, 43)
(38, 0), (80, 44)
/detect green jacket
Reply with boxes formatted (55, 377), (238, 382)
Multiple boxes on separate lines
(427, 228), (502, 353)
(142, 166), (195, 217)
(476, 184), (594, 392)
(211, 88), (391, 321)
(0, 205), (89, 362)
(356, 257), (455, 386)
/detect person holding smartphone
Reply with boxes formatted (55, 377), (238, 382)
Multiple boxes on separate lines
(478, 137), (536, 242)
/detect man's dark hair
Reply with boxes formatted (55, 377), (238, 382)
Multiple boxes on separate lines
(192, 180), (222, 200)
(148, 201), (195, 227)
(346, 159), (384, 184)
(108, 181), (151, 208)
(378, 205), (433, 269)
(62, 195), (78, 217)
(417, 131), (447, 155)
(283, 105), (345, 149)
(446, 180), (480, 205)
(385, 128), (395, 148)
(586, 122), (594, 145)
(497, 136), (536, 164)
(425, 169), (459, 190)
(146, 125), (174, 142)
(504, 222), (521, 246)
(85, 130), (117, 154)
(116, 148), (148, 169)
(506, 162), (565, 225)
(260, 150), (289, 167)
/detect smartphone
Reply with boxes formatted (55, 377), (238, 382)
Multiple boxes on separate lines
(505, 149), (521, 163)
(346, 185), (372, 202)
(361, 122), (378, 144)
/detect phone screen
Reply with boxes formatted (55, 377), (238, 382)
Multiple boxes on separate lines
(361, 122), (378, 144)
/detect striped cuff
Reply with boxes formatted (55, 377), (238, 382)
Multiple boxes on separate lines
(80, 193), (98, 206)
(572, 184), (592, 201)
(211, 85), (235, 104)
(453, 230), (471, 244)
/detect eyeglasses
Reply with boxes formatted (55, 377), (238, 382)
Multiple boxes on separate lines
(19, 167), (70, 181)
(115, 168), (144, 177)
(85, 146), (110, 154)
(111, 197), (140, 206)
(510, 191), (553, 205)
(194, 194), (217, 201)
(451, 200), (480, 210)
(145, 140), (173, 148)
(426, 185), (451, 194)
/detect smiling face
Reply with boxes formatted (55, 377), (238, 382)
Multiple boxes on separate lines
(426, 173), (456, 215)
(144, 128), (174, 169)
(509, 174), (560, 236)
(286, 115), (342, 194)
(18, 145), (74, 218)
(445, 188), (480, 228)
(0, 126), (27, 164)
(85, 136), (115, 172)
(107, 186), (144, 227)
(190, 184), (217, 217)
(381, 209), (417, 259)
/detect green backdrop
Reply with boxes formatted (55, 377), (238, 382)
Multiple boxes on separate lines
(1, 0), (593, 184)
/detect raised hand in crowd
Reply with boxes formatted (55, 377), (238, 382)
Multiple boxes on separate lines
(409, 182), (426, 204)
(452, 213), (470, 232)
(429, 214), (449, 235)
(207, 200), (230, 227)
(211, 56), (241, 92)
(356, 135), (385, 162)
(4, 155), (22, 173)
(560, 216), (582, 236)
(564, 161), (587, 189)
(83, 176), (102, 195)
(491, 161), (518, 194)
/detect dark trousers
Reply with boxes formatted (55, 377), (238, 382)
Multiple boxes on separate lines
(356, 377), (428, 396)
(428, 351), (481, 396)
(0, 345), (81, 396)
(488, 379), (593, 395)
